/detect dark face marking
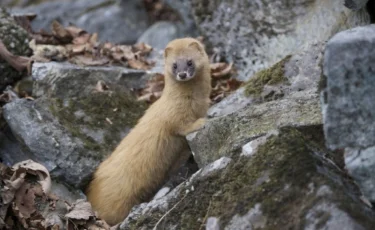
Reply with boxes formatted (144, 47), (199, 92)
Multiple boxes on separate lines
(172, 58), (196, 81)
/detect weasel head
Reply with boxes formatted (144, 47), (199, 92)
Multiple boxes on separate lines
(164, 38), (208, 82)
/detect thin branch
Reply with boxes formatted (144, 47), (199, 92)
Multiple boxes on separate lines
(153, 193), (188, 230)
(0, 39), (32, 75)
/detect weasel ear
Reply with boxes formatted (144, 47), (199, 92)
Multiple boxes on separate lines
(164, 47), (172, 58)
(188, 41), (203, 54)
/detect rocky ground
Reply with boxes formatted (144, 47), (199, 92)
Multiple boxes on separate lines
(0, 0), (375, 229)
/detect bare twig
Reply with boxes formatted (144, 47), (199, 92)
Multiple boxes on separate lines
(199, 200), (212, 230)
(152, 193), (188, 230)
(0, 39), (32, 75)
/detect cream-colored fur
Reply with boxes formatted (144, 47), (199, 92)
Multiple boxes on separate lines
(86, 38), (211, 225)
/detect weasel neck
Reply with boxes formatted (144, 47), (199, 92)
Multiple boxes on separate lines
(162, 71), (211, 101)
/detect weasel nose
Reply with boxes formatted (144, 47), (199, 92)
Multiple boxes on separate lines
(178, 72), (187, 79)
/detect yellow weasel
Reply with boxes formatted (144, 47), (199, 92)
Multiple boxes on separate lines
(86, 38), (211, 225)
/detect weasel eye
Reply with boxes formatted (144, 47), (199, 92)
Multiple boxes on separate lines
(187, 60), (193, 66)
(173, 63), (177, 69)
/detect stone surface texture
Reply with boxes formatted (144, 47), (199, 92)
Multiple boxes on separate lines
(11, 0), (149, 44)
(191, 0), (370, 81)
(2, 62), (149, 188)
(322, 25), (375, 150)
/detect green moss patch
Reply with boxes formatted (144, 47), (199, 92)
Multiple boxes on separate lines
(49, 88), (147, 159)
(244, 55), (292, 97)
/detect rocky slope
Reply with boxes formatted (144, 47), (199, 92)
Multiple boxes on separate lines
(1, 0), (375, 229)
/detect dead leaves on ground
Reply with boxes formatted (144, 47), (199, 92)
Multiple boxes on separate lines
(65, 200), (111, 230)
(0, 160), (51, 229)
(0, 160), (111, 230)
(1, 14), (243, 106)
(210, 62), (243, 103)
(12, 16), (154, 69)
(137, 62), (243, 104)
(136, 73), (165, 104)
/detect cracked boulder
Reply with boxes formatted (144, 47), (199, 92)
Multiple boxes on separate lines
(193, 42), (324, 167)
(1, 62), (150, 188)
(119, 128), (375, 229)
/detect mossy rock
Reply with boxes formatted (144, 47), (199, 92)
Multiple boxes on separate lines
(244, 55), (291, 98)
(3, 80), (147, 188)
(49, 86), (147, 158)
(188, 91), (322, 168)
(123, 127), (375, 229)
(0, 7), (31, 91)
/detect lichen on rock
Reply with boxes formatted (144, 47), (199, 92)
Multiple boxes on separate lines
(2, 62), (149, 188)
(49, 85), (147, 157)
(121, 127), (375, 229)
(0, 7), (31, 91)
(244, 55), (291, 98)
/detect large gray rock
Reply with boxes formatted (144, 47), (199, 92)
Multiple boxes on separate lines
(345, 147), (375, 202)
(161, 0), (199, 37)
(0, 125), (34, 166)
(191, 43), (324, 167)
(191, 0), (370, 81)
(119, 128), (375, 229)
(322, 25), (375, 150)
(1, 62), (150, 188)
(11, 0), (149, 44)
(344, 0), (369, 10)
(31, 61), (152, 96)
(189, 92), (321, 167)
(137, 21), (181, 50)
(208, 42), (324, 119)
(76, 0), (149, 44)
(0, 7), (31, 92)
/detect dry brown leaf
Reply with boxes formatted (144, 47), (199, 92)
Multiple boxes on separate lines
(137, 73), (165, 103)
(95, 80), (110, 92)
(0, 86), (20, 103)
(0, 161), (65, 230)
(12, 160), (52, 194)
(65, 199), (95, 221)
(32, 32), (61, 45)
(128, 59), (152, 70)
(211, 62), (233, 78)
(71, 55), (110, 66)
(13, 183), (36, 219)
(89, 33), (99, 45)
(0, 39), (32, 74)
(110, 45), (134, 61)
(133, 42), (153, 55)
(51, 20), (72, 43)
(73, 33), (91, 45)
(101, 42), (114, 56)
(68, 44), (87, 54)
(212, 93), (225, 103)
(137, 92), (157, 103)
(227, 77), (243, 90)
(65, 25), (87, 38)
(22, 21), (155, 71)
(29, 40), (68, 62)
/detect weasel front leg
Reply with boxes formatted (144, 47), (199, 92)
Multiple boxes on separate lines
(178, 118), (206, 136)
